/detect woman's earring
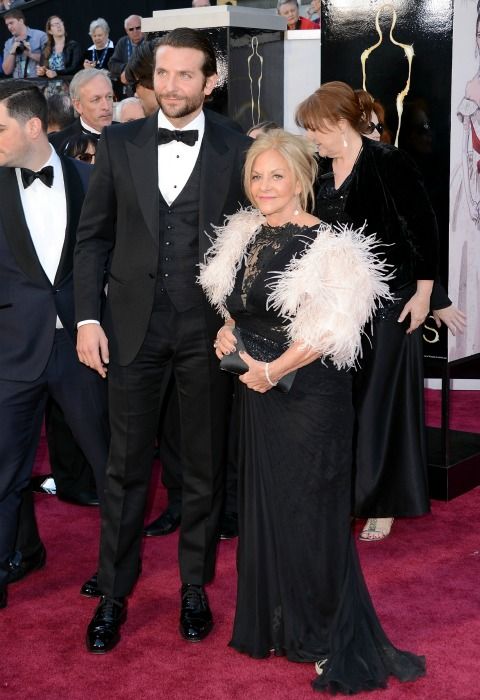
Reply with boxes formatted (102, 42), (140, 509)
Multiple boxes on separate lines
(342, 133), (348, 148)
(293, 196), (300, 216)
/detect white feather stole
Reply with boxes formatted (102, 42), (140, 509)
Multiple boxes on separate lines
(198, 210), (393, 370)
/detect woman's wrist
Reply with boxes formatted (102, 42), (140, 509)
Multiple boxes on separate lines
(264, 363), (278, 387)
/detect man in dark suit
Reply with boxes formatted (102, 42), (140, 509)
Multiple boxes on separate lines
(49, 68), (114, 154)
(0, 80), (109, 610)
(75, 28), (250, 652)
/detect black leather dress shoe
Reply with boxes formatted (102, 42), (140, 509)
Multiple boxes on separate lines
(144, 507), (181, 537)
(57, 490), (100, 507)
(80, 572), (101, 598)
(7, 543), (46, 584)
(179, 584), (213, 642)
(0, 588), (7, 609)
(86, 596), (126, 654)
(219, 512), (239, 540)
(81, 561), (142, 598)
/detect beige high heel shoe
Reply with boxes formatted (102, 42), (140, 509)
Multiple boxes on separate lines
(359, 517), (394, 541)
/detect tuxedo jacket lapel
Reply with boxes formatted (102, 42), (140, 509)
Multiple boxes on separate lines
(126, 114), (159, 243)
(198, 116), (236, 260)
(0, 168), (50, 287)
(54, 156), (86, 285)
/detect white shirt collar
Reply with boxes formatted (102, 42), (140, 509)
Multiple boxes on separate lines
(87, 39), (114, 50)
(80, 118), (101, 135)
(16, 144), (61, 182)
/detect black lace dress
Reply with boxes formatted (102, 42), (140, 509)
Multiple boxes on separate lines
(225, 223), (425, 694)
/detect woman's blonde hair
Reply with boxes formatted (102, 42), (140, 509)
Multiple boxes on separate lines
(243, 129), (318, 212)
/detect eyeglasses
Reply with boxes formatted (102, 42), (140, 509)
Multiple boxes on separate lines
(77, 153), (94, 163)
(127, 26), (142, 31)
(367, 121), (384, 135)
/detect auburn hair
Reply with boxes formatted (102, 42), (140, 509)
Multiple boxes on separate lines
(296, 81), (370, 134)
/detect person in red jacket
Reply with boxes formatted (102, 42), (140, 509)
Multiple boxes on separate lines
(277, 0), (320, 30)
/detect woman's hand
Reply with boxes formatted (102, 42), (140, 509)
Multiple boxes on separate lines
(213, 323), (236, 360)
(45, 69), (57, 78)
(238, 353), (275, 393)
(398, 280), (433, 334)
(84, 59), (95, 69)
(36, 65), (46, 76)
(433, 305), (467, 336)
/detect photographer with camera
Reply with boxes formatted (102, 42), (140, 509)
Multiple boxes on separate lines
(3, 9), (46, 79)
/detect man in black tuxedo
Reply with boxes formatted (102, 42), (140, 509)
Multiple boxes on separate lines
(75, 28), (250, 652)
(49, 68), (114, 154)
(0, 80), (109, 610)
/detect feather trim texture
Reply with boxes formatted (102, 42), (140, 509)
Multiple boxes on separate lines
(198, 211), (393, 369)
(198, 207), (266, 319)
(266, 223), (394, 369)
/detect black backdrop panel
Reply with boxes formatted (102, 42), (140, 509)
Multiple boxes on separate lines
(321, 0), (453, 363)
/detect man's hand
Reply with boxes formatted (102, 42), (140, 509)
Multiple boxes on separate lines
(77, 324), (109, 378)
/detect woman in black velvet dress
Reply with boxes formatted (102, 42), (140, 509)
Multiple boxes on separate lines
(199, 130), (425, 693)
(295, 82), (444, 541)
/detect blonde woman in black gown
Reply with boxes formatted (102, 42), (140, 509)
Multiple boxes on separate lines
(199, 130), (425, 694)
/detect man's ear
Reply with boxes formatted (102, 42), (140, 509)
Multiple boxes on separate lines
(204, 73), (218, 97)
(25, 116), (44, 140)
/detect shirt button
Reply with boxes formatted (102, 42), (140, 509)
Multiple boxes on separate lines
(164, 273), (169, 278)
(164, 257), (169, 262)
(167, 225), (172, 230)
(167, 210), (172, 214)
(165, 241), (171, 246)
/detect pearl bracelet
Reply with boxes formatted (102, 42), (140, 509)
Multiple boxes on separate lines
(264, 363), (278, 387)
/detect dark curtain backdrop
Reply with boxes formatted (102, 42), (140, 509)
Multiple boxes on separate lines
(0, 1), (190, 50)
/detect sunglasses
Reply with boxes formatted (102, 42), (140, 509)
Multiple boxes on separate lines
(367, 121), (385, 135)
(127, 26), (141, 31)
(77, 153), (94, 163)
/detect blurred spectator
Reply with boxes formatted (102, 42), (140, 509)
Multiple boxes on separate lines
(247, 120), (279, 138)
(124, 39), (158, 116)
(63, 132), (98, 165)
(37, 16), (82, 95)
(115, 96), (145, 122)
(306, 0), (321, 24)
(355, 89), (392, 144)
(46, 92), (75, 133)
(2, 9), (46, 78)
(192, 0), (211, 6)
(109, 14), (144, 100)
(277, 0), (319, 30)
(1, 1), (27, 10)
(50, 68), (114, 152)
(83, 18), (114, 71)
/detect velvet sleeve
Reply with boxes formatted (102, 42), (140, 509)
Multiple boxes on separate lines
(56, 41), (83, 76)
(378, 147), (439, 281)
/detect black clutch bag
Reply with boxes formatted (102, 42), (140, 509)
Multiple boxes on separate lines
(219, 327), (296, 393)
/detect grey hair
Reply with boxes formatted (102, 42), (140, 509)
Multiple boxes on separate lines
(277, 0), (298, 9)
(116, 97), (144, 119)
(124, 14), (142, 28)
(69, 68), (112, 102)
(89, 17), (110, 36)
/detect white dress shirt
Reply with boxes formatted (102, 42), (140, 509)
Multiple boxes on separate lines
(157, 109), (205, 205)
(16, 145), (67, 328)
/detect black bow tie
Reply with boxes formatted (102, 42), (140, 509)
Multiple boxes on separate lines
(21, 165), (54, 189)
(158, 127), (198, 147)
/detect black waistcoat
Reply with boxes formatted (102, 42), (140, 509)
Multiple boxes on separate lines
(155, 151), (204, 312)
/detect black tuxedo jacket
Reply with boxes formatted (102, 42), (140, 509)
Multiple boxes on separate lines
(0, 157), (90, 381)
(74, 110), (251, 366)
(49, 119), (99, 155)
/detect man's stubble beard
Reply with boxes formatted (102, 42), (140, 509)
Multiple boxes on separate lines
(155, 92), (205, 120)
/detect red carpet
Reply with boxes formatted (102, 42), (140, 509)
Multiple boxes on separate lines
(1, 390), (479, 699)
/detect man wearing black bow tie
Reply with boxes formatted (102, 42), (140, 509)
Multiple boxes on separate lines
(0, 81), (109, 610)
(49, 68), (114, 154)
(75, 28), (251, 652)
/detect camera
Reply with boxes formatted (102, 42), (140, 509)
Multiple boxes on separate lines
(15, 41), (25, 55)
